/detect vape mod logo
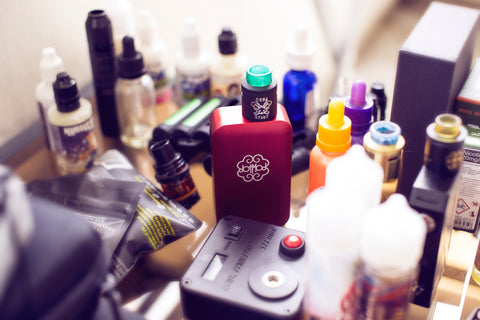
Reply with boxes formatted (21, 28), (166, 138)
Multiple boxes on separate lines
(251, 97), (272, 120)
(236, 154), (270, 182)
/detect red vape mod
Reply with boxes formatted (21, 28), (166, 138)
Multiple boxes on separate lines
(210, 65), (293, 226)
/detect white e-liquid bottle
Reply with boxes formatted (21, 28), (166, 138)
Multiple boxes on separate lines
(48, 72), (98, 175)
(174, 17), (210, 106)
(35, 47), (64, 150)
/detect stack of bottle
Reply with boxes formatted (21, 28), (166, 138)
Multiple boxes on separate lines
(306, 145), (427, 319)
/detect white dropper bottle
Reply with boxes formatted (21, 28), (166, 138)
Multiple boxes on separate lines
(35, 47), (64, 150)
(174, 17), (210, 107)
(350, 193), (427, 319)
(136, 10), (171, 105)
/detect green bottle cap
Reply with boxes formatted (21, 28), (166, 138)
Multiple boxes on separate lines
(246, 65), (272, 87)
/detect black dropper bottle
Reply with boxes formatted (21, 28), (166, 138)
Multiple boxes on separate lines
(150, 139), (200, 209)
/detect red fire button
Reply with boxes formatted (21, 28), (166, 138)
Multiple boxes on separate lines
(280, 234), (305, 258)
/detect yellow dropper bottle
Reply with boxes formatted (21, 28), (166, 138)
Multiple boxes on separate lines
(308, 99), (351, 194)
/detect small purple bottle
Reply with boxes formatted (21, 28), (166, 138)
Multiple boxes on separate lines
(344, 80), (374, 145)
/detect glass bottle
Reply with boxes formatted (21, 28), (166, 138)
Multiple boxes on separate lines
(115, 36), (156, 149)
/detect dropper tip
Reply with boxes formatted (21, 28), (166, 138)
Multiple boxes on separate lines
(350, 80), (367, 107)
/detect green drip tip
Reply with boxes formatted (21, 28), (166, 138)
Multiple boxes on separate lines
(246, 65), (272, 87)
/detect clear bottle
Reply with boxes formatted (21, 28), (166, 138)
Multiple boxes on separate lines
(282, 24), (317, 133)
(174, 17), (210, 106)
(363, 121), (405, 201)
(308, 99), (351, 194)
(209, 27), (247, 99)
(48, 72), (98, 175)
(344, 80), (374, 145)
(35, 47), (64, 150)
(136, 10), (172, 105)
(115, 36), (156, 149)
(349, 194), (427, 320)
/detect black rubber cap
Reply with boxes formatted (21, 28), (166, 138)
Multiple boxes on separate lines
(118, 36), (145, 79)
(218, 27), (237, 55)
(53, 72), (80, 113)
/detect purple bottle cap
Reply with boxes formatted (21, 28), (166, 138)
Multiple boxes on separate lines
(344, 80), (373, 133)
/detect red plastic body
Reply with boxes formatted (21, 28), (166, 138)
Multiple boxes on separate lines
(210, 104), (292, 226)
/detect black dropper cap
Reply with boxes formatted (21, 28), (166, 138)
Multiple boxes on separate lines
(53, 72), (81, 113)
(218, 27), (237, 55)
(150, 139), (186, 181)
(117, 36), (146, 79)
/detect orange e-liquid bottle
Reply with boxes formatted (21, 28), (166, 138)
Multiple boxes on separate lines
(308, 99), (351, 194)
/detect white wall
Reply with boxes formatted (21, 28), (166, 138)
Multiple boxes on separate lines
(0, 0), (395, 147)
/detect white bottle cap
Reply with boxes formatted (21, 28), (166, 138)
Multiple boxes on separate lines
(360, 194), (427, 274)
(325, 144), (384, 210)
(136, 10), (157, 46)
(39, 47), (64, 83)
(106, 0), (135, 39)
(181, 17), (201, 59)
(285, 24), (315, 71)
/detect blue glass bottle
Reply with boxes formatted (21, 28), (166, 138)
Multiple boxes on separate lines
(283, 25), (317, 133)
(283, 70), (317, 132)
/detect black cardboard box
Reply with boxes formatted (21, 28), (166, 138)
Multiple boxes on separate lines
(390, 1), (479, 198)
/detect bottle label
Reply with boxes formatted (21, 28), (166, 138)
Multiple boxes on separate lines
(236, 154), (270, 182)
(251, 97), (272, 121)
(454, 147), (480, 232)
(148, 67), (172, 104)
(211, 73), (242, 99)
(346, 265), (413, 320)
(178, 72), (210, 101)
(51, 116), (98, 174)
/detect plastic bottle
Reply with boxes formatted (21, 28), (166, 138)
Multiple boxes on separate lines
(174, 17), (210, 107)
(35, 47), (64, 150)
(48, 72), (98, 175)
(363, 121), (405, 201)
(344, 80), (374, 145)
(115, 36), (156, 149)
(282, 24), (317, 133)
(349, 194), (427, 319)
(209, 27), (247, 99)
(150, 139), (200, 209)
(86, 9), (120, 137)
(304, 145), (383, 320)
(210, 65), (292, 226)
(105, 0), (135, 55)
(308, 98), (351, 194)
(325, 144), (384, 208)
(136, 10), (172, 105)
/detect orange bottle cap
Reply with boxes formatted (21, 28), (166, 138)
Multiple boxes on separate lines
(316, 99), (351, 153)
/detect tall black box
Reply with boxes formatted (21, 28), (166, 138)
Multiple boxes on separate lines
(390, 2), (479, 197)
(409, 167), (458, 308)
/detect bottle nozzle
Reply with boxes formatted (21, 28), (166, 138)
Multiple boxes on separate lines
(350, 80), (367, 107)
(122, 36), (136, 58)
(327, 99), (346, 127)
